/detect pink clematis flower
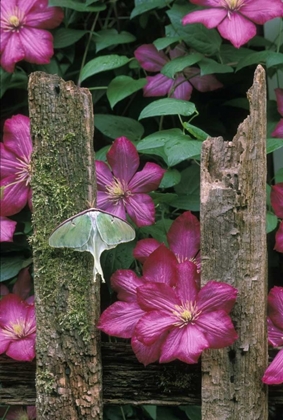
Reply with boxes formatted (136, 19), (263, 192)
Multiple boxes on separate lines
(134, 210), (200, 265)
(0, 294), (36, 361)
(95, 136), (165, 227)
(98, 244), (238, 365)
(0, 406), (36, 420)
(134, 43), (222, 100)
(262, 287), (283, 385)
(182, 0), (283, 49)
(0, 0), (64, 73)
(272, 88), (283, 138)
(0, 216), (17, 242)
(271, 182), (283, 253)
(0, 114), (32, 217)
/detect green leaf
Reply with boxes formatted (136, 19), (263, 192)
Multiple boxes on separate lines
(130, 0), (173, 18)
(199, 58), (233, 75)
(107, 76), (146, 108)
(0, 256), (32, 282)
(139, 98), (196, 120)
(236, 51), (283, 71)
(179, 405), (201, 420)
(151, 192), (178, 204)
(267, 138), (283, 154)
(95, 114), (144, 141)
(219, 45), (252, 66)
(183, 122), (209, 140)
(143, 405), (157, 420)
(139, 219), (173, 243)
(92, 29), (136, 52)
(159, 169), (181, 188)
(101, 241), (136, 283)
(222, 98), (250, 110)
(266, 212), (278, 234)
(274, 168), (283, 183)
(48, 0), (106, 11)
(53, 28), (87, 48)
(161, 53), (202, 78)
(95, 145), (109, 161)
(166, 3), (222, 55)
(154, 37), (180, 50)
(173, 165), (200, 211)
(137, 128), (201, 166)
(79, 55), (131, 83)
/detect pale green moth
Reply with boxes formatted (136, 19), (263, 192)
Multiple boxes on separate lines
(49, 208), (135, 282)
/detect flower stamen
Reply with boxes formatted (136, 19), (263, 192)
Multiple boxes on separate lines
(106, 177), (131, 205)
(172, 301), (201, 328)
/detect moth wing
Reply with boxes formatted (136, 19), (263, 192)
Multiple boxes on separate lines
(49, 213), (92, 249)
(96, 212), (135, 246)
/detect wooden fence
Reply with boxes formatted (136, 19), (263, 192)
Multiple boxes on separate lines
(0, 66), (282, 419)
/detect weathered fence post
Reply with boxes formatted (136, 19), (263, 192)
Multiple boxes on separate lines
(200, 65), (268, 419)
(28, 72), (102, 419)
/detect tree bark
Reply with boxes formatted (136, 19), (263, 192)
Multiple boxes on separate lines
(200, 65), (268, 419)
(28, 72), (102, 419)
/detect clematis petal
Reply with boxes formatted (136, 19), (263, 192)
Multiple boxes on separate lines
(271, 183), (283, 218)
(24, 1), (64, 29)
(135, 310), (174, 345)
(267, 317), (283, 347)
(129, 162), (165, 193)
(271, 120), (283, 138)
(131, 333), (165, 366)
(133, 238), (161, 263)
(268, 286), (283, 329)
(97, 301), (145, 338)
(0, 294), (30, 327)
(182, 8), (227, 29)
(0, 329), (11, 354)
(241, 0), (283, 25)
(6, 335), (36, 361)
(175, 261), (199, 302)
(167, 211), (200, 262)
(125, 193), (155, 227)
(137, 282), (179, 313)
(142, 245), (178, 286)
(189, 0), (221, 5)
(12, 268), (32, 300)
(160, 324), (209, 364)
(0, 284), (9, 296)
(262, 349), (283, 385)
(0, 32), (25, 73)
(171, 76), (193, 101)
(0, 217), (17, 242)
(189, 72), (223, 93)
(134, 44), (168, 72)
(274, 88), (283, 117)
(197, 281), (238, 314)
(27, 406), (37, 420)
(275, 221), (283, 253)
(196, 310), (238, 348)
(0, 175), (29, 216)
(217, 13), (257, 48)
(143, 74), (174, 97)
(111, 269), (144, 302)
(95, 161), (114, 191)
(0, 144), (20, 178)
(3, 115), (32, 159)
(17, 27), (54, 65)
(107, 137), (139, 182)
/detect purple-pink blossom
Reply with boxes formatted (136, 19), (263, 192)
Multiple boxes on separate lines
(95, 136), (165, 227)
(271, 182), (283, 253)
(272, 88), (283, 138)
(134, 43), (222, 100)
(0, 293), (36, 361)
(0, 216), (17, 242)
(98, 243), (238, 365)
(0, 114), (32, 217)
(0, 406), (36, 420)
(262, 287), (283, 385)
(182, 0), (283, 49)
(0, 0), (64, 73)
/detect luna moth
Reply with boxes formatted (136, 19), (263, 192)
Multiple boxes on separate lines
(49, 208), (135, 282)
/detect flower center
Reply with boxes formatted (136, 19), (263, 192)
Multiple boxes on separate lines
(172, 301), (201, 328)
(2, 7), (25, 32)
(221, 0), (245, 13)
(12, 322), (25, 337)
(106, 177), (130, 204)
(15, 155), (32, 186)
